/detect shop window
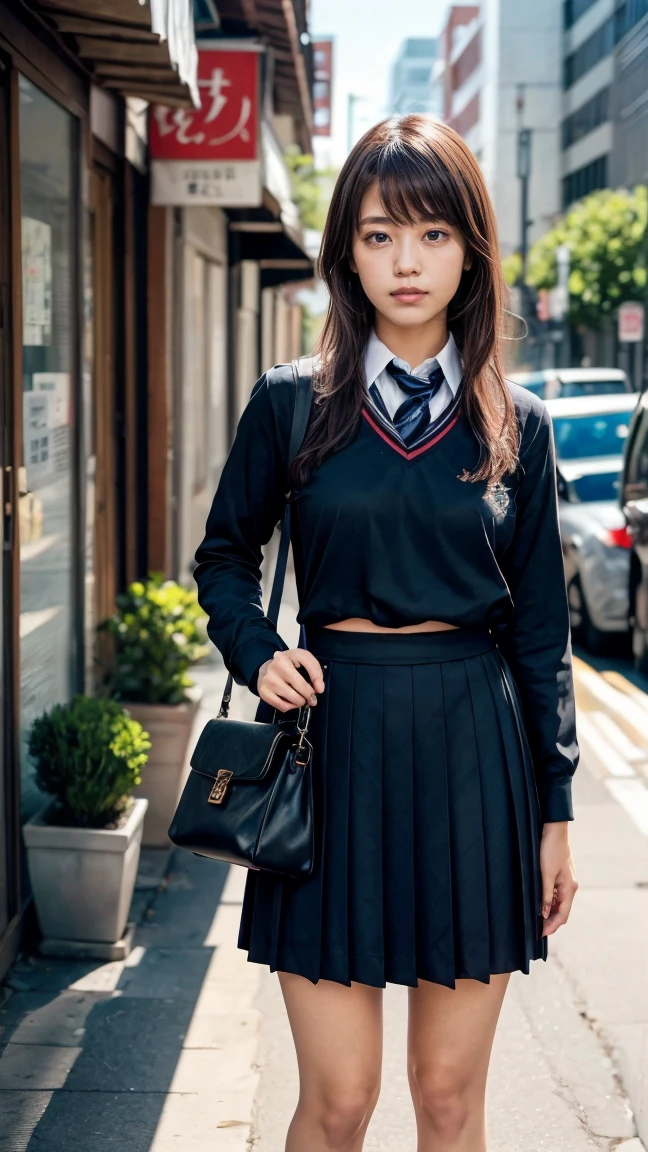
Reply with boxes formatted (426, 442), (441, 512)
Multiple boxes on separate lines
(18, 75), (78, 818)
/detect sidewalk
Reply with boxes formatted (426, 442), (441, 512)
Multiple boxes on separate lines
(1, 597), (647, 1149)
(0, 655), (261, 1152)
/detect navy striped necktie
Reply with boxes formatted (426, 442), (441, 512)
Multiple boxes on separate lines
(375, 359), (446, 447)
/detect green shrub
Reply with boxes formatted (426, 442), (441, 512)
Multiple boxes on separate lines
(99, 572), (208, 705)
(28, 696), (151, 829)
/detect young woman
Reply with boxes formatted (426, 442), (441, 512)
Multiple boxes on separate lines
(194, 114), (579, 1152)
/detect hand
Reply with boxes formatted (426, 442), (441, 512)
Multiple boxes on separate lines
(257, 648), (326, 713)
(539, 822), (578, 937)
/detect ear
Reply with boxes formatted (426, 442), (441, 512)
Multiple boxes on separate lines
(348, 256), (358, 274)
(463, 250), (473, 272)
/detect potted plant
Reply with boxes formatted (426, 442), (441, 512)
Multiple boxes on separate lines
(99, 573), (207, 847)
(22, 695), (151, 956)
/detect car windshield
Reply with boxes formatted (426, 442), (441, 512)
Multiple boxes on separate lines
(559, 380), (627, 397)
(552, 411), (632, 459)
(519, 376), (545, 396)
(567, 472), (621, 503)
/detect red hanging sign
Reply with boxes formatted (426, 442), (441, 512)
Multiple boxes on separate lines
(150, 48), (259, 162)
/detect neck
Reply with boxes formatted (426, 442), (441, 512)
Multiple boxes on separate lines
(374, 314), (449, 367)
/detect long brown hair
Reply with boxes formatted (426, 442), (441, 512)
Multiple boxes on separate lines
(290, 114), (517, 488)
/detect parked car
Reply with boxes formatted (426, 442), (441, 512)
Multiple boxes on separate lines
(511, 367), (632, 400)
(620, 389), (648, 672)
(546, 393), (637, 653)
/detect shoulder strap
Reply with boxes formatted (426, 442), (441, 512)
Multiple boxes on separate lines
(266, 356), (315, 625)
(218, 356), (315, 717)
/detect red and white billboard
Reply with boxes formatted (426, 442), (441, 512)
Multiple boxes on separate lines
(150, 47), (262, 206)
(312, 38), (333, 137)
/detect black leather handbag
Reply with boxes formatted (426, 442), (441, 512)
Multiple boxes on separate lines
(168, 357), (316, 878)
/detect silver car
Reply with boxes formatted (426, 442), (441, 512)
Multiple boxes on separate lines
(546, 393), (638, 652)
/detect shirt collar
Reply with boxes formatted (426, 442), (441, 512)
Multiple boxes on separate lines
(364, 328), (463, 396)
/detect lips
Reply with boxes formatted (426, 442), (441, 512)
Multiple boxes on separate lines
(391, 288), (428, 301)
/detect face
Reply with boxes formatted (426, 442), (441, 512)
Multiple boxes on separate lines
(349, 182), (472, 329)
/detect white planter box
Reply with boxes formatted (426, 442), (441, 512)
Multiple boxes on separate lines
(23, 797), (148, 946)
(126, 685), (203, 847)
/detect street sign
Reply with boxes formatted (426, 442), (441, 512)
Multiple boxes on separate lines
(618, 301), (645, 343)
(549, 285), (568, 320)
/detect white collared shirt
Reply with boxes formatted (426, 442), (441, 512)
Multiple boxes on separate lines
(363, 328), (463, 423)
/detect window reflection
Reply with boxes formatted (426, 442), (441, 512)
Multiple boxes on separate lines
(18, 74), (77, 819)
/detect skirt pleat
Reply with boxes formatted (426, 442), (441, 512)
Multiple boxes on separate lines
(442, 657), (491, 984)
(382, 665), (417, 984)
(238, 627), (547, 989)
(412, 661), (455, 987)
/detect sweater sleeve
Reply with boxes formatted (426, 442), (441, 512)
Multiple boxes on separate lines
(497, 401), (580, 823)
(193, 373), (291, 694)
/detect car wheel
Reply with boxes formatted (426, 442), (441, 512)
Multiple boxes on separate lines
(568, 575), (609, 655)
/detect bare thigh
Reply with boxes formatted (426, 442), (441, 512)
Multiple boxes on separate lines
(407, 974), (511, 1150)
(278, 972), (383, 1152)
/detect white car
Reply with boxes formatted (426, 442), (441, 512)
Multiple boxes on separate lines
(511, 367), (632, 400)
(546, 393), (638, 652)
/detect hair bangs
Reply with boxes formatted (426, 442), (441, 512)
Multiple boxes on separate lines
(353, 139), (463, 233)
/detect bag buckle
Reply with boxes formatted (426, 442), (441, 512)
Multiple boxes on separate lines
(208, 769), (233, 804)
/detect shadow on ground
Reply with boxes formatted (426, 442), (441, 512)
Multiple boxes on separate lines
(0, 850), (228, 1151)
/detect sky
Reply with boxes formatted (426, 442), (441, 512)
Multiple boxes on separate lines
(309, 0), (460, 166)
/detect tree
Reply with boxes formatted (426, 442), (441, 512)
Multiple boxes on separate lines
(502, 252), (522, 288)
(283, 145), (336, 232)
(525, 186), (648, 331)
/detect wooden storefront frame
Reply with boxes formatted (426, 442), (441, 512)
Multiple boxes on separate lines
(0, 7), (89, 972)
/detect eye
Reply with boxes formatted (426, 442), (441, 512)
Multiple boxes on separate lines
(425, 229), (447, 242)
(365, 231), (390, 246)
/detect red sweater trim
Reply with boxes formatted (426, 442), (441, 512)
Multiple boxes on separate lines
(361, 406), (461, 460)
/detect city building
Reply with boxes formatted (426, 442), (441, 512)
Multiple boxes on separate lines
(389, 38), (442, 117)
(440, 1), (563, 260)
(562, 0), (648, 206)
(441, 5), (481, 154)
(0, 0), (313, 979)
(147, 7), (314, 586)
(0, 0), (199, 979)
(610, 5), (648, 188)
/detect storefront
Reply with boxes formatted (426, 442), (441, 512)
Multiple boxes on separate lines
(148, 42), (314, 584)
(0, 0), (198, 979)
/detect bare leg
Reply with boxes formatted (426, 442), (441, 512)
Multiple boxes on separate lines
(407, 973), (510, 1152)
(278, 971), (383, 1152)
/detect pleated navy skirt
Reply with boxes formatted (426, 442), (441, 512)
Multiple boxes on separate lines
(238, 626), (547, 990)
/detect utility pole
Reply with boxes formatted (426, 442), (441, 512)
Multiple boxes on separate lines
(516, 86), (533, 285)
(515, 85), (535, 357)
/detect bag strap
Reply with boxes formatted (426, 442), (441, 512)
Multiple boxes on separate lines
(217, 356), (316, 718)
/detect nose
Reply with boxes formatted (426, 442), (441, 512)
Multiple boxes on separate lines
(393, 236), (422, 277)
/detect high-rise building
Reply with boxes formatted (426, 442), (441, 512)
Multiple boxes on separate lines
(440, 1), (564, 260)
(563, 0), (648, 206)
(390, 38), (442, 117)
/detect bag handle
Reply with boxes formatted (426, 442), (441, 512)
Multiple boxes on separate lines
(217, 356), (316, 719)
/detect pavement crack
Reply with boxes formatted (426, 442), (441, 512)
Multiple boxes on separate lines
(513, 978), (635, 1150)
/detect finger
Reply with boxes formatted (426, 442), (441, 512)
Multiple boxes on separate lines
(541, 876), (556, 921)
(271, 652), (320, 704)
(542, 906), (569, 936)
(266, 673), (312, 709)
(286, 649), (326, 693)
(260, 686), (303, 714)
(542, 888), (577, 936)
